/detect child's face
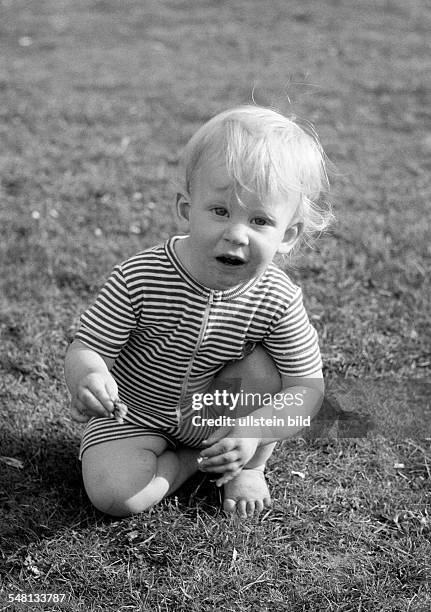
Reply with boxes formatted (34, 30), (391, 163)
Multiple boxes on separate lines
(177, 155), (301, 290)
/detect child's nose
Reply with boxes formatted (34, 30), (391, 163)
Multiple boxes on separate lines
(223, 222), (249, 245)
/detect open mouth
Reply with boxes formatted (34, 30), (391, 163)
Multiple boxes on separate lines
(216, 255), (246, 266)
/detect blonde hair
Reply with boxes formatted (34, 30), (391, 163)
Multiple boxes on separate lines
(179, 105), (333, 245)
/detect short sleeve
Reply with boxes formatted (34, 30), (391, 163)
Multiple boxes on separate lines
(262, 288), (322, 376)
(75, 265), (137, 359)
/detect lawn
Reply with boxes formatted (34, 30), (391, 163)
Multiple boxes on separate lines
(0, 0), (430, 610)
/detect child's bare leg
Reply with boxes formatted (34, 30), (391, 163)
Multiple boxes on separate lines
(212, 345), (282, 517)
(82, 436), (199, 517)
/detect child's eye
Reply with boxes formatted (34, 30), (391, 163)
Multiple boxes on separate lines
(253, 217), (269, 226)
(212, 207), (228, 217)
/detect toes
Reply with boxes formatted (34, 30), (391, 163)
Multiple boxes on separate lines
(224, 498), (262, 518)
(246, 501), (256, 517)
(236, 499), (248, 518)
(223, 498), (236, 514)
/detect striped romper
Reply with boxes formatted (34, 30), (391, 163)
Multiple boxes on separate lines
(76, 236), (322, 459)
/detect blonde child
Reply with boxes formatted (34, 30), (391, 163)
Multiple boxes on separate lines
(65, 105), (332, 518)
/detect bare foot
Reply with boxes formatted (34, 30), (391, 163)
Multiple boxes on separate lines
(223, 468), (272, 518)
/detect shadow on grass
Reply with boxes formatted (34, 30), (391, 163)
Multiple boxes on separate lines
(173, 471), (224, 516)
(0, 430), (94, 558)
(307, 377), (431, 441)
(0, 427), (223, 560)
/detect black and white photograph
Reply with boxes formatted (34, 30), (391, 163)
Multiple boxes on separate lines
(1, 1), (430, 610)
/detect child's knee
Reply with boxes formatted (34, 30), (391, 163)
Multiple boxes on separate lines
(83, 470), (147, 517)
(222, 345), (281, 395)
(82, 451), (159, 517)
(247, 345), (280, 385)
(85, 478), (151, 517)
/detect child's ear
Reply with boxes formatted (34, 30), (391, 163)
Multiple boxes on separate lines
(176, 192), (191, 224)
(277, 222), (303, 254)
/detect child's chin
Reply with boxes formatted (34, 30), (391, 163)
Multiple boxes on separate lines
(212, 267), (255, 290)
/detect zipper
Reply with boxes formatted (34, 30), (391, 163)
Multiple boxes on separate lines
(176, 290), (215, 425)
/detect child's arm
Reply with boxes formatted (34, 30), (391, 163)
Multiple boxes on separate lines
(198, 372), (324, 485)
(65, 339), (119, 422)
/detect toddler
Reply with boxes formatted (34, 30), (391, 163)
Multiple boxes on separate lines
(65, 105), (332, 518)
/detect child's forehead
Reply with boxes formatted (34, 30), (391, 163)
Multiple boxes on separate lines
(199, 155), (231, 188)
(200, 158), (289, 193)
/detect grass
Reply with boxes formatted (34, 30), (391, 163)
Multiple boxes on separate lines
(0, 0), (430, 610)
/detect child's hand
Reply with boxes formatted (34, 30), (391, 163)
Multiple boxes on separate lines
(198, 427), (260, 487)
(70, 372), (119, 423)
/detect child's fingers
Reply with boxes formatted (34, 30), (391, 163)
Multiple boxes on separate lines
(104, 378), (119, 413)
(70, 400), (91, 423)
(200, 437), (237, 459)
(77, 385), (112, 417)
(214, 469), (242, 487)
(201, 426), (232, 447)
(201, 459), (240, 472)
(199, 449), (239, 469)
(78, 373), (116, 415)
(215, 475), (231, 487)
(198, 453), (242, 478)
(112, 400), (128, 424)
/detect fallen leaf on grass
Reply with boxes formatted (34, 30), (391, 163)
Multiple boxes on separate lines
(229, 547), (238, 571)
(24, 554), (42, 578)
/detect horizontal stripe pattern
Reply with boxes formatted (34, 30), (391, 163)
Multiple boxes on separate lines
(75, 236), (322, 433)
(79, 409), (219, 459)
